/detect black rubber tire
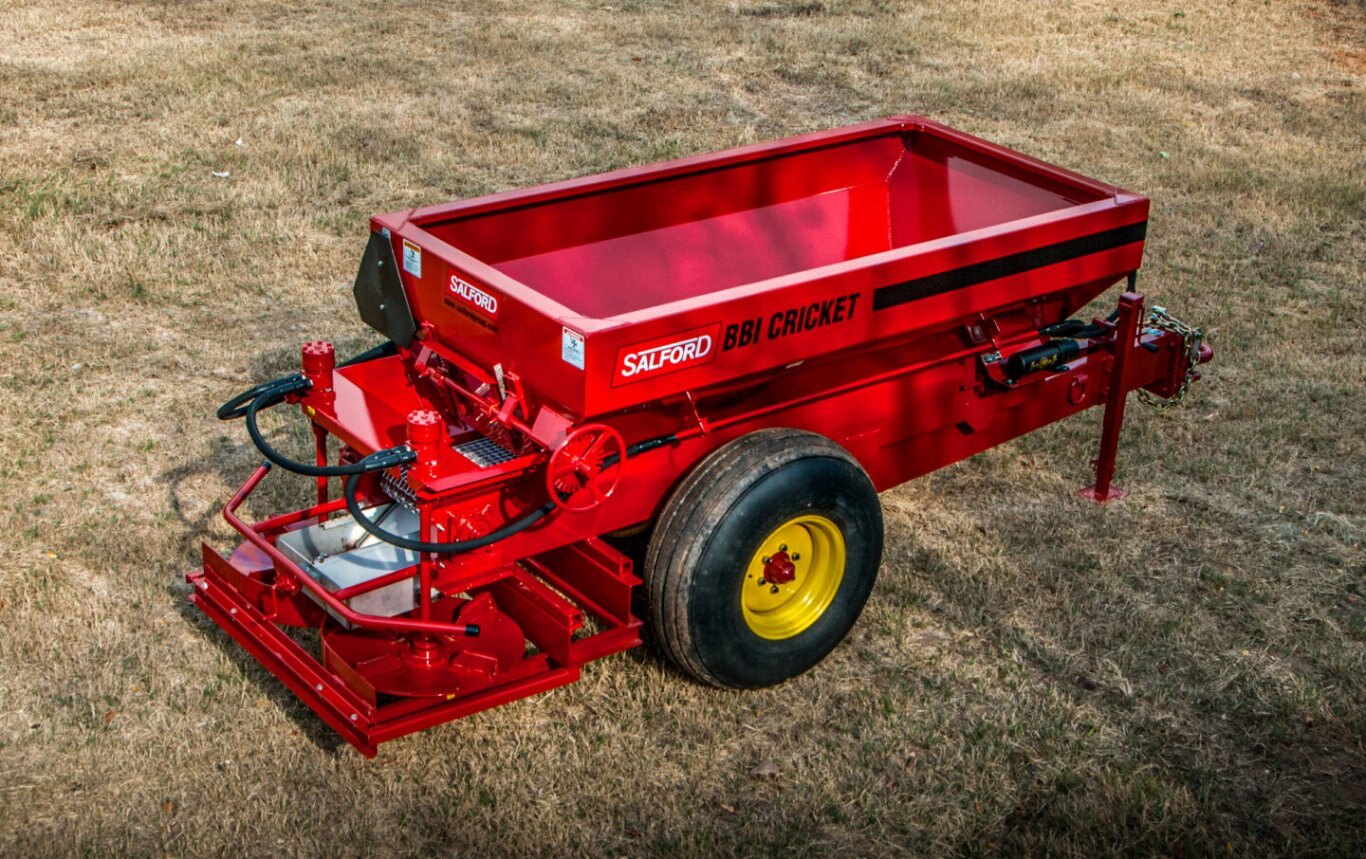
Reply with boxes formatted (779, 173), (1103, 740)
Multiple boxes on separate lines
(645, 428), (884, 689)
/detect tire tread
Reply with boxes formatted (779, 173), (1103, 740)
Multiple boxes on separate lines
(646, 429), (866, 688)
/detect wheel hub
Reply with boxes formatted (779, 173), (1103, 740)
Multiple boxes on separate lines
(742, 515), (846, 640)
(763, 551), (797, 585)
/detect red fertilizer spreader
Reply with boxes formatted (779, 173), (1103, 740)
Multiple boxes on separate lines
(190, 115), (1211, 756)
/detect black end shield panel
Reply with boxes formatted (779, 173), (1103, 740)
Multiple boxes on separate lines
(353, 232), (417, 347)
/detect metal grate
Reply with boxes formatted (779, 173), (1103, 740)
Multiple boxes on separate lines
(455, 436), (517, 468)
(379, 465), (418, 512)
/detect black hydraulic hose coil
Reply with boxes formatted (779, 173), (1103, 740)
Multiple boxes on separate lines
(337, 340), (398, 368)
(343, 473), (555, 555)
(218, 342), (413, 477)
(244, 391), (415, 477)
(217, 341), (396, 420)
(340, 432), (679, 556)
(219, 342), (680, 555)
(216, 374), (308, 421)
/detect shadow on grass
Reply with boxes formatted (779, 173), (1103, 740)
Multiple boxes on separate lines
(880, 496), (1366, 854)
(157, 432), (350, 758)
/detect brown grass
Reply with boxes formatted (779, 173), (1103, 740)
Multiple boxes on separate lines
(1, 0), (1363, 855)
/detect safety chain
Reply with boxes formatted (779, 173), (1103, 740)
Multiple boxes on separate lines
(1137, 305), (1204, 409)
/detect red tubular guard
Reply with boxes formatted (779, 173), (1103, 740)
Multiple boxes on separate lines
(220, 463), (477, 638)
(188, 464), (641, 757)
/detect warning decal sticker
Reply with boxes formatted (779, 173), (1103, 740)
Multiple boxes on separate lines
(402, 239), (422, 277)
(562, 327), (586, 370)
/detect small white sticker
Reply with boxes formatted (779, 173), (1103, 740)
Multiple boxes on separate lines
(402, 239), (422, 277)
(561, 327), (585, 370)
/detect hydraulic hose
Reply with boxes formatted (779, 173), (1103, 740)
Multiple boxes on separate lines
(217, 341), (396, 420)
(1038, 319), (1108, 340)
(222, 343), (679, 555)
(340, 432), (680, 556)
(337, 340), (398, 368)
(1039, 308), (1122, 341)
(216, 374), (308, 421)
(343, 472), (554, 555)
(244, 391), (415, 477)
(219, 341), (412, 477)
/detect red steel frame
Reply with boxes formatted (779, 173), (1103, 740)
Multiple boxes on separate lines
(188, 116), (1211, 756)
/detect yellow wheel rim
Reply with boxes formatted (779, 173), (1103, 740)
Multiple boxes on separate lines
(741, 514), (846, 640)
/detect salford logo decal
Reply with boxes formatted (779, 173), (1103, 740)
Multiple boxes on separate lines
(613, 324), (721, 386)
(448, 274), (499, 319)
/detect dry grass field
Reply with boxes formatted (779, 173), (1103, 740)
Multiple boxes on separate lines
(1, 0), (1363, 855)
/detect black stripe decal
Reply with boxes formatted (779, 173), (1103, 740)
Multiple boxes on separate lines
(872, 220), (1148, 311)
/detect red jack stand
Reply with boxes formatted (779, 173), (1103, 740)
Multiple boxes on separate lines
(1079, 290), (1144, 503)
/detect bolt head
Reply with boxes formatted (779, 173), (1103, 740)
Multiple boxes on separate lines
(770, 585), (779, 594)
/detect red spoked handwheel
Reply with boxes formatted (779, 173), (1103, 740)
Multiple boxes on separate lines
(547, 424), (625, 512)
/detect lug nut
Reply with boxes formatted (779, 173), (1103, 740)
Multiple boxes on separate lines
(762, 556), (771, 564)
(757, 578), (766, 586)
(792, 553), (800, 561)
(779, 544), (788, 552)
(770, 585), (780, 594)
